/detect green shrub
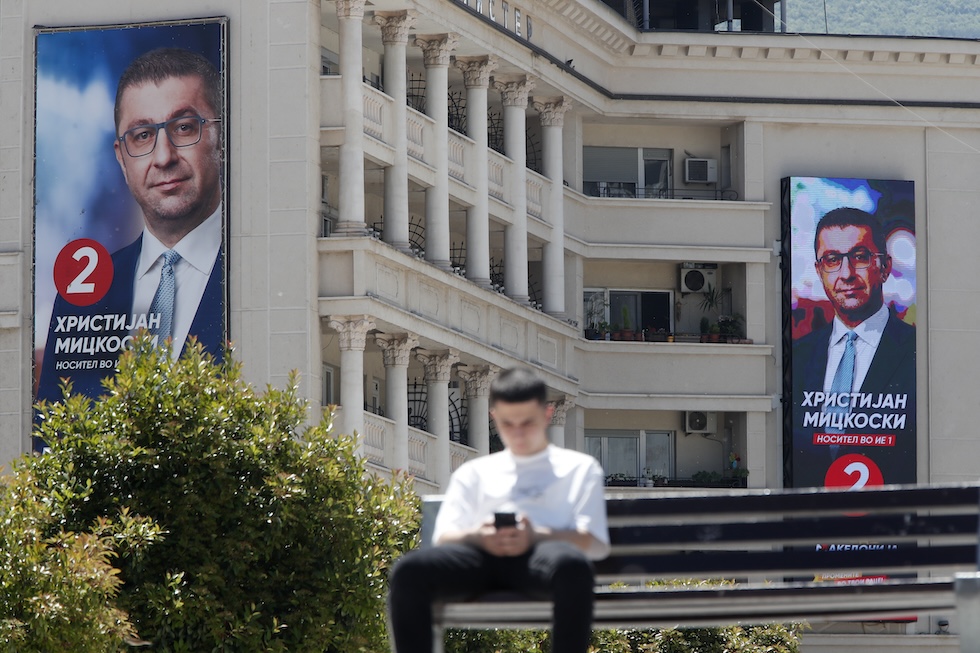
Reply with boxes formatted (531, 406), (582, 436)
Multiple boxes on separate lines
(31, 337), (419, 652)
(0, 463), (161, 652)
(445, 624), (804, 653)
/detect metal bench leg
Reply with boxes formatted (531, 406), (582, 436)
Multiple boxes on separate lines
(956, 572), (980, 653)
(432, 624), (445, 653)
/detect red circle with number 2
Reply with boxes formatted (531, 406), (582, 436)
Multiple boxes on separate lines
(825, 454), (884, 491)
(53, 239), (113, 306)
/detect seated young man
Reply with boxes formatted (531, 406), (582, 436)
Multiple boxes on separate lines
(387, 367), (610, 653)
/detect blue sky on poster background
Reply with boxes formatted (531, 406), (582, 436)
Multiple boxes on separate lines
(33, 21), (221, 348)
(790, 177), (917, 320)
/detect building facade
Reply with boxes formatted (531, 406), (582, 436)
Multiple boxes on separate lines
(2, 0), (980, 648)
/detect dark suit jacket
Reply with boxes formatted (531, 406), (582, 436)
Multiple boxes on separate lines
(36, 235), (224, 408)
(791, 311), (916, 488)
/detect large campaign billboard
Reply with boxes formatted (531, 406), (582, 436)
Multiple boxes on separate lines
(782, 177), (916, 489)
(33, 19), (228, 447)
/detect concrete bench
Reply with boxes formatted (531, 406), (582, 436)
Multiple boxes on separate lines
(420, 483), (980, 652)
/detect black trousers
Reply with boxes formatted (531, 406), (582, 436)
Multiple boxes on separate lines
(387, 541), (595, 653)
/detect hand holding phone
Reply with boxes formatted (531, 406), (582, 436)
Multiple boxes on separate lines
(494, 512), (517, 529)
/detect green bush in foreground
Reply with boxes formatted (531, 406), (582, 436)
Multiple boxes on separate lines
(31, 338), (419, 652)
(446, 623), (804, 653)
(0, 463), (161, 652)
(446, 580), (804, 652)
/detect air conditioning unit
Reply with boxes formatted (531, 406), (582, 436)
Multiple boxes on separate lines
(685, 411), (718, 434)
(679, 262), (718, 294)
(685, 158), (718, 184)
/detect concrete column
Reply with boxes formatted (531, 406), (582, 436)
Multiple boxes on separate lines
(335, 0), (368, 235)
(533, 96), (572, 317)
(374, 11), (416, 252)
(414, 34), (458, 270)
(326, 315), (375, 441)
(745, 262), (766, 344)
(375, 332), (419, 472)
(742, 120), (765, 202)
(746, 411), (767, 489)
(568, 252), (585, 330)
(493, 76), (534, 302)
(454, 56), (497, 288)
(549, 395), (572, 448)
(458, 364), (499, 457)
(415, 348), (460, 489)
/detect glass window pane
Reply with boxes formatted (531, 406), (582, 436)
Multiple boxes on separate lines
(606, 437), (639, 478)
(585, 436), (602, 463)
(644, 431), (673, 478)
(609, 292), (640, 332)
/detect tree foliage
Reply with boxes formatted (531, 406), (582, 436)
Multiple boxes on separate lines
(29, 337), (419, 651)
(0, 462), (161, 652)
(787, 0), (980, 39)
(446, 623), (804, 653)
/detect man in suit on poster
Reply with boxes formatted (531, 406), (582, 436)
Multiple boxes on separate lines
(792, 207), (916, 488)
(37, 47), (224, 406)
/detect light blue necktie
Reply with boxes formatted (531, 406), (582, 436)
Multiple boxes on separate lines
(149, 250), (181, 343)
(826, 331), (857, 440)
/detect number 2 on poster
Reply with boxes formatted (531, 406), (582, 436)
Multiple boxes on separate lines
(824, 454), (884, 491)
(53, 239), (113, 307)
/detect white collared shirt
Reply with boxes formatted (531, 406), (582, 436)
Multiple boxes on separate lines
(822, 303), (890, 393)
(432, 444), (611, 560)
(132, 205), (222, 359)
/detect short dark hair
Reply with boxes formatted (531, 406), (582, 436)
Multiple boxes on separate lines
(114, 48), (222, 131)
(813, 207), (888, 256)
(489, 368), (547, 406)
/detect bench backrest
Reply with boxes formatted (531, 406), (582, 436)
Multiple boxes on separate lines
(422, 483), (980, 583)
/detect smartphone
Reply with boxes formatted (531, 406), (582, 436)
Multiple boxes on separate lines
(494, 512), (517, 529)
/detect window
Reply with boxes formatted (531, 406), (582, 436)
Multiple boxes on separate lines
(583, 146), (638, 198)
(322, 365), (336, 406)
(583, 288), (673, 335)
(583, 146), (674, 198)
(642, 148), (673, 198)
(586, 429), (675, 482)
(320, 48), (339, 76)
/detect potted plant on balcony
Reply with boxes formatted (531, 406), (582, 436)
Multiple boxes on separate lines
(645, 327), (668, 342)
(699, 316), (711, 343)
(708, 323), (722, 343)
(609, 323), (621, 341)
(718, 313), (745, 343)
(619, 305), (635, 340)
(606, 472), (637, 487)
(584, 291), (608, 340)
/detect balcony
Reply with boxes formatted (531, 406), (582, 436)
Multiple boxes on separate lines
(319, 75), (553, 229)
(564, 189), (769, 250)
(318, 237), (578, 373)
(338, 408), (479, 493)
(574, 340), (772, 409)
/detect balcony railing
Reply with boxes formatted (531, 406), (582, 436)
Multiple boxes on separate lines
(585, 184), (739, 201)
(339, 408), (479, 488)
(526, 172), (545, 219)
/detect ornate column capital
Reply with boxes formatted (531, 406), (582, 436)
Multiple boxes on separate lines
(374, 11), (416, 45)
(493, 75), (535, 107)
(458, 364), (500, 398)
(415, 348), (460, 383)
(414, 33), (459, 67)
(335, 0), (366, 19)
(453, 55), (498, 89)
(550, 396), (573, 426)
(327, 315), (375, 351)
(532, 96), (572, 128)
(375, 332), (419, 367)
